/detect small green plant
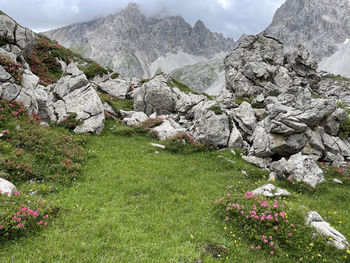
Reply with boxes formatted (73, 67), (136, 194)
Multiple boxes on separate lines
(0, 54), (23, 83)
(80, 61), (109, 79)
(98, 92), (134, 114)
(110, 72), (120, 79)
(168, 78), (197, 94)
(164, 132), (214, 154)
(262, 57), (276, 65)
(235, 94), (254, 105)
(208, 105), (223, 115)
(337, 101), (350, 139)
(56, 113), (83, 131)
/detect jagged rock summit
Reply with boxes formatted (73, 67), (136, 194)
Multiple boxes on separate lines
(265, 0), (350, 77)
(44, 3), (235, 80)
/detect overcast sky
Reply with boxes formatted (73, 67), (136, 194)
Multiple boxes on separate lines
(0, 0), (285, 40)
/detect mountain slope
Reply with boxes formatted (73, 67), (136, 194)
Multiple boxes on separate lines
(265, 0), (350, 59)
(44, 3), (235, 79)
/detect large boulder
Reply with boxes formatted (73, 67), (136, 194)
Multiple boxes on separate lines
(43, 63), (105, 133)
(96, 78), (130, 99)
(133, 74), (182, 116)
(152, 119), (186, 141)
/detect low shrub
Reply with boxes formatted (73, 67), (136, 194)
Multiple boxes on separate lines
(0, 191), (59, 241)
(164, 132), (213, 153)
(110, 72), (120, 79)
(98, 93), (134, 113)
(0, 54), (23, 83)
(56, 113), (83, 131)
(25, 37), (66, 86)
(208, 105), (223, 115)
(0, 99), (86, 184)
(80, 61), (109, 79)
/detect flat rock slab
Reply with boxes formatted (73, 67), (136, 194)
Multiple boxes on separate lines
(306, 211), (349, 250)
(251, 184), (291, 197)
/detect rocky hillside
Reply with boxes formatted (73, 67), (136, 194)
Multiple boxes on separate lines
(44, 3), (235, 81)
(265, 0), (350, 77)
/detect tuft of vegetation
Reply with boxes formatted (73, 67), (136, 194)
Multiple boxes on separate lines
(98, 93), (134, 114)
(262, 57), (277, 65)
(337, 101), (350, 139)
(235, 94), (254, 105)
(54, 113), (83, 131)
(79, 61), (109, 80)
(110, 72), (120, 79)
(326, 74), (350, 83)
(208, 105), (223, 115)
(164, 132), (215, 154)
(168, 77), (197, 94)
(0, 54), (23, 83)
(0, 192), (58, 241)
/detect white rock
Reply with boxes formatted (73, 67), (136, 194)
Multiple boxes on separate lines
(0, 178), (17, 196)
(306, 211), (349, 250)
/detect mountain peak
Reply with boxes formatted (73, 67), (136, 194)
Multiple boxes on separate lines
(122, 3), (141, 15)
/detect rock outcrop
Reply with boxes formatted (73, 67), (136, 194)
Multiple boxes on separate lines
(265, 0), (350, 77)
(0, 13), (105, 133)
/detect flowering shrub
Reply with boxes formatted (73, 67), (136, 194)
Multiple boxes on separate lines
(164, 132), (214, 153)
(216, 192), (299, 256)
(0, 190), (58, 241)
(25, 37), (67, 86)
(56, 113), (83, 131)
(215, 192), (349, 261)
(0, 54), (23, 83)
(0, 99), (86, 183)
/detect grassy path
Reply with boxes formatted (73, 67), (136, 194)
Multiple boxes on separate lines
(0, 125), (264, 262)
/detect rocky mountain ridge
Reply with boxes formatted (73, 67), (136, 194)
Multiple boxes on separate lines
(265, 0), (350, 77)
(44, 3), (235, 81)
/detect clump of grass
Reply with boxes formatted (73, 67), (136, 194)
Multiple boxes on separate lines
(326, 74), (350, 83)
(168, 78), (197, 94)
(164, 132), (214, 154)
(98, 93), (134, 114)
(208, 105), (223, 115)
(79, 61), (109, 79)
(235, 94), (254, 105)
(337, 101), (350, 139)
(110, 72), (120, 79)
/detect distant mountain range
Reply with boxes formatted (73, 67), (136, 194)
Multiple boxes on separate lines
(44, 3), (235, 89)
(265, 0), (350, 77)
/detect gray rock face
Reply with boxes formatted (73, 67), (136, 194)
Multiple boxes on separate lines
(0, 12), (35, 56)
(123, 112), (148, 127)
(265, 0), (350, 77)
(152, 120), (186, 141)
(287, 153), (325, 187)
(134, 75), (182, 116)
(0, 178), (17, 196)
(265, 0), (350, 60)
(44, 3), (235, 79)
(306, 211), (349, 250)
(96, 78), (130, 99)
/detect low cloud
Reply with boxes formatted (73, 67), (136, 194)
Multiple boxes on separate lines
(0, 0), (285, 39)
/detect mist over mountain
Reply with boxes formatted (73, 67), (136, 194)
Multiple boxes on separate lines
(44, 3), (235, 82)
